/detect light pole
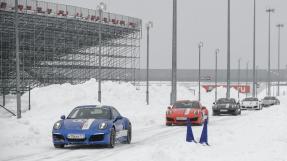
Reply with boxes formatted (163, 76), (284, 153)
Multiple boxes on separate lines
(15, 0), (21, 119)
(255, 66), (259, 97)
(237, 58), (241, 100)
(171, 0), (177, 105)
(252, 0), (256, 97)
(276, 24), (284, 96)
(198, 42), (203, 101)
(146, 21), (153, 105)
(215, 49), (220, 102)
(226, 0), (231, 98)
(97, 2), (107, 103)
(266, 8), (275, 96)
(246, 61), (249, 98)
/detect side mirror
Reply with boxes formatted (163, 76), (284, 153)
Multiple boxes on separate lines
(167, 106), (171, 110)
(213, 102), (216, 105)
(60, 115), (66, 120)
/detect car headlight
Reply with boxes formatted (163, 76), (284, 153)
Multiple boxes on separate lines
(166, 110), (172, 115)
(98, 122), (108, 130)
(53, 122), (61, 130)
(193, 110), (199, 115)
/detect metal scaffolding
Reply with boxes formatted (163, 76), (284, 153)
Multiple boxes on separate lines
(0, 0), (142, 96)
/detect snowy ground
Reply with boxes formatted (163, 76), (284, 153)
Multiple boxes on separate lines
(0, 79), (287, 161)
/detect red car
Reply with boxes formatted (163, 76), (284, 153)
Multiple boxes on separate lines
(166, 100), (209, 126)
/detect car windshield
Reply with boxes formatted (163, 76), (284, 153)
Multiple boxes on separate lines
(264, 97), (275, 100)
(67, 107), (111, 119)
(173, 101), (199, 109)
(217, 98), (235, 104)
(243, 98), (258, 101)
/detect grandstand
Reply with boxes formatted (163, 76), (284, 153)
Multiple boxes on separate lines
(0, 0), (142, 96)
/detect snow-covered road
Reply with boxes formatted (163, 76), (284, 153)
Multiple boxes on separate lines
(1, 80), (287, 161)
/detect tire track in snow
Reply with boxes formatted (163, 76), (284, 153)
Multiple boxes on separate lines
(3, 111), (252, 161)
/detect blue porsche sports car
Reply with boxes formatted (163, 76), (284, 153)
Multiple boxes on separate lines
(52, 105), (132, 148)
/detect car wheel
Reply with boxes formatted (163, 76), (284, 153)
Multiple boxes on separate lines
(166, 122), (172, 126)
(199, 113), (205, 126)
(108, 128), (116, 148)
(212, 111), (218, 116)
(124, 124), (132, 144)
(233, 109), (239, 116)
(54, 144), (64, 149)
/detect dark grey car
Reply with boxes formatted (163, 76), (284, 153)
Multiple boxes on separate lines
(212, 98), (241, 116)
(261, 96), (280, 107)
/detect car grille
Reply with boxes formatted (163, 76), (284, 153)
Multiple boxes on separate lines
(166, 117), (174, 121)
(218, 105), (228, 108)
(176, 117), (198, 123)
(53, 134), (65, 142)
(89, 134), (105, 142)
(67, 138), (86, 142)
(191, 117), (198, 121)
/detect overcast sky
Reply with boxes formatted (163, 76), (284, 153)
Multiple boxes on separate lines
(46, 0), (287, 70)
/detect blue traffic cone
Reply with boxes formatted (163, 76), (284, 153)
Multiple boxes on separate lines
(186, 118), (196, 143)
(199, 119), (209, 145)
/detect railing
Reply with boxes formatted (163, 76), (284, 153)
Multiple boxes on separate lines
(0, 0), (142, 30)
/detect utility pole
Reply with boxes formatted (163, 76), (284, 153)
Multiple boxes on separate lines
(276, 24), (284, 96)
(226, 0), (231, 98)
(256, 66), (259, 97)
(246, 61), (249, 98)
(146, 21), (153, 105)
(238, 59), (241, 100)
(252, 0), (256, 97)
(15, 0), (21, 119)
(97, 2), (107, 103)
(171, 0), (177, 105)
(198, 42), (203, 101)
(266, 8), (275, 96)
(215, 49), (220, 102)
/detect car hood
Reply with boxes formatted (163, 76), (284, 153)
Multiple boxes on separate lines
(215, 103), (235, 108)
(242, 101), (257, 104)
(170, 108), (199, 115)
(63, 119), (110, 130)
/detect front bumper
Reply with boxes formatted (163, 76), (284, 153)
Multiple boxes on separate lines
(261, 102), (274, 107)
(52, 129), (111, 145)
(166, 115), (202, 125)
(241, 104), (259, 109)
(212, 107), (238, 113)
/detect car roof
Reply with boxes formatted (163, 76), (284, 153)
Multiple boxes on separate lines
(75, 105), (112, 109)
(176, 100), (198, 103)
(243, 97), (258, 100)
(264, 96), (276, 99)
(218, 98), (235, 100)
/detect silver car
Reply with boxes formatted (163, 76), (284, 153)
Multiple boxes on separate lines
(261, 96), (280, 107)
(241, 97), (262, 110)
